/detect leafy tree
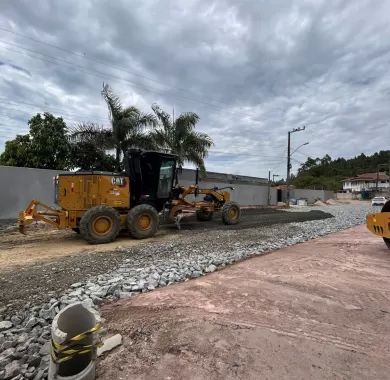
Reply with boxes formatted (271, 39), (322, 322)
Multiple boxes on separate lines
(292, 151), (390, 191)
(0, 113), (70, 169)
(68, 123), (116, 171)
(0, 134), (32, 167)
(28, 112), (70, 169)
(72, 84), (157, 171)
(151, 104), (213, 172)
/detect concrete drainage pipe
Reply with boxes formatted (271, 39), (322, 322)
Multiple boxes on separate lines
(48, 303), (101, 380)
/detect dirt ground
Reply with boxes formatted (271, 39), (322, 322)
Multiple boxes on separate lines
(99, 225), (390, 380)
(0, 208), (330, 269)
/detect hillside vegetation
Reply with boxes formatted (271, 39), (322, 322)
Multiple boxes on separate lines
(291, 150), (390, 191)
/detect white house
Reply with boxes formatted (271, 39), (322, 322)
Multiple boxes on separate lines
(342, 172), (390, 192)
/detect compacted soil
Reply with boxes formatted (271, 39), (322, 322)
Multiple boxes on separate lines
(98, 225), (390, 380)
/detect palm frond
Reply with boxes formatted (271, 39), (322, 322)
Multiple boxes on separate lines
(69, 123), (114, 149)
(101, 83), (122, 121)
(121, 131), (157, 152)
(152, 103), (172, 130)
(121, 106), (141, 119)
(138, 113), (158, 128)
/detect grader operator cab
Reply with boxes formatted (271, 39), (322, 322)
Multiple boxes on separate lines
(19, 149), (240, 244)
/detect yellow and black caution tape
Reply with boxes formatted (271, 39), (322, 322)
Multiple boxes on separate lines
(51, 323), (102, 364)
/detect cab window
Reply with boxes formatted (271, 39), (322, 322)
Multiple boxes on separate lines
(157, 160), (175, 198)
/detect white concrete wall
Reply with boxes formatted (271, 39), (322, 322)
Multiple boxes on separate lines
(0, 166), (66, 219)
(290, 189), (334, 204)
(0, 166), (277, 219)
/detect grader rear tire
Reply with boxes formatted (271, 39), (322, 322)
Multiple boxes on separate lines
(79, 205), (121, 244)
(127, 204), (159, 239)
(196, 209), (213, 221)
(381, 200), (390, 249)
(222, 201), (241, 225)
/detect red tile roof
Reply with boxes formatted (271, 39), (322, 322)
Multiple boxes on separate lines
(343, 172), (389, 182)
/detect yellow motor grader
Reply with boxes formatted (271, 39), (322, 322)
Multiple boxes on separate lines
(366, 200), (390, 249)
(19, 150), (240, 244)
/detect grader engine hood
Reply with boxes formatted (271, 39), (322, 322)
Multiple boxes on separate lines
(56, 173), (130, 211)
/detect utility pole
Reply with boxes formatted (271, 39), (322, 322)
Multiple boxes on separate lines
(376, 168), (379, 193)
(286, 126), (306, 205)
(377, 163), (390, 195)
(267, 170), (271, 206)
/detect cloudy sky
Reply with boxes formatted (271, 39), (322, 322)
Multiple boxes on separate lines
(0, 0), (389, 179)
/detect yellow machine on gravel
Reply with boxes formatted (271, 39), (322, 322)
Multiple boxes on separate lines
(19, 150), (240, 244)
(366, 200), (390, 249)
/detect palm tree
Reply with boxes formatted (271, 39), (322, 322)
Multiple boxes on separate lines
(68, 122), (116, 171)
(151, 104), (213, 173)
(101, 84), (157, 169)
(71, 84), (157, 171)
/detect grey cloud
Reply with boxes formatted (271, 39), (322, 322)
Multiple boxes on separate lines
(0, 0), (389, 178)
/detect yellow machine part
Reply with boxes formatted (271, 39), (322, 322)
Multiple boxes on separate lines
(19, 174), (130, 232)
(57, 174), (130, 210)
(366, 212), (390, 238)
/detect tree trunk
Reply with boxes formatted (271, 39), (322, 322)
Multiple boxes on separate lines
(115, 146), (121, 172)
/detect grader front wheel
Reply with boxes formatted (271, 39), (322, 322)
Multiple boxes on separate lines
(127, 204), (159, 239)
(79, 205), (121, 244)
(222, 201), (241, 225)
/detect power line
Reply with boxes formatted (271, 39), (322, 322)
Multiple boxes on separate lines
(0, 99), (288, 148)
(0, 104), (107, 125)
(293, 150), (310, 159)
(291, 157), (305, 165)
(0, 99), (109, 123)
(0, 39), (264, 121)
(0, 26), (235, 109)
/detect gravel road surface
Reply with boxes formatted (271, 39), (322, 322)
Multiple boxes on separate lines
(0, 208), (332, 309)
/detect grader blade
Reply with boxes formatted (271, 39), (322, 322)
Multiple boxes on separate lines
(18, 223), (26, 235)
(18, 199), (68, 233)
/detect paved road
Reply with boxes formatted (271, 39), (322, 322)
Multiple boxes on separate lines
(99, 225), (390, 380)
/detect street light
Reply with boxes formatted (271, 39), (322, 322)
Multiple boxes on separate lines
(273, 174), (280, 182)
(291, 142), (309, 156)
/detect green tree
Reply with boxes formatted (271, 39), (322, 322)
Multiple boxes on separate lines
(0, 113), (70, 169)
(0, 134), (32, 167)
(68, 123), (116, 171)
(28, 112), (70, 169)
(292, 151), (390, 191)
(151, 104), (213, 172)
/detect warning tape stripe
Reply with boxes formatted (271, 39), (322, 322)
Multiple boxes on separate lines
(50, 323), (102, 364)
